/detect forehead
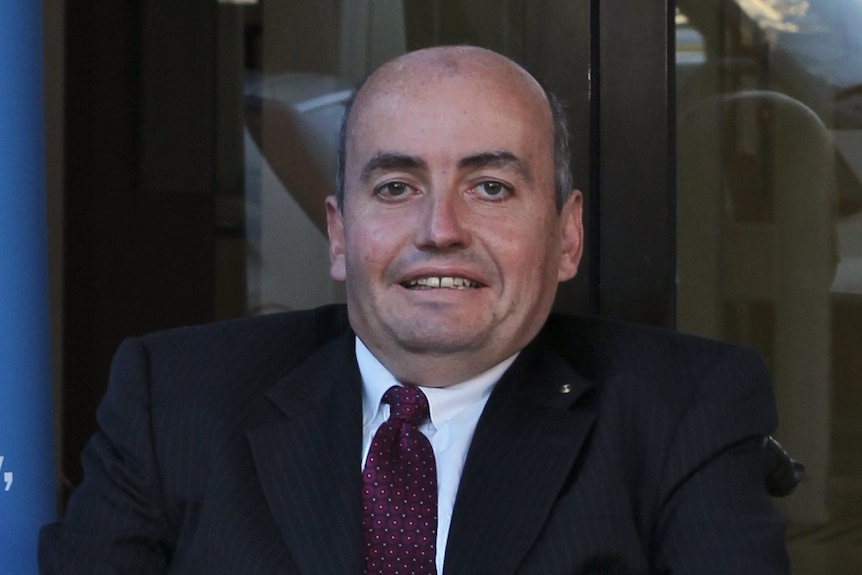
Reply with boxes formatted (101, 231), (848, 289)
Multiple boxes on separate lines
(346, 51), (554, 171)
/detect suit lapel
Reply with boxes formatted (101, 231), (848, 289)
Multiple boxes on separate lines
(246, 331), (364, 575)
(443, 345), (598, 575)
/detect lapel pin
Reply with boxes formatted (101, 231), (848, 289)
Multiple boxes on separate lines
(559, 383), (572, 394)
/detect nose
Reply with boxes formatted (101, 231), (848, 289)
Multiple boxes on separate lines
(415, 191), (471, 250)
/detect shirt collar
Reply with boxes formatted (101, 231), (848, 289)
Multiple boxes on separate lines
(356, 337), (518, 429)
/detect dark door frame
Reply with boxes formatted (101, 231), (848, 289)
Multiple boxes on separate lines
(595, 0), (676, 327)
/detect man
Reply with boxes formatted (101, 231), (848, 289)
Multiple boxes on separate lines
(40, 46), (790, 574)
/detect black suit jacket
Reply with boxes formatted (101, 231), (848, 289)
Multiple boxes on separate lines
(40, 304), (790, 574)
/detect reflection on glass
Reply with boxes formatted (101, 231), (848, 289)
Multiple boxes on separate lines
(677, 0), (862, 572)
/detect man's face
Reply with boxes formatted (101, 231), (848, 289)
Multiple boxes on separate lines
(327, 49), (582, 386)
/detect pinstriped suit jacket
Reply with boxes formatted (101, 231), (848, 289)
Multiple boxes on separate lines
(39, 304), (790, 574)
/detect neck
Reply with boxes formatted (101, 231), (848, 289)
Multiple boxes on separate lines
(362, 343), (517, 388)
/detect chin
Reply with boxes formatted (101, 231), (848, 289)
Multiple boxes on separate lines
(392, 326), (489, 356)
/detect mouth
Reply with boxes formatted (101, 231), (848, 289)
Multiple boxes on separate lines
(401, 276), (483, 290)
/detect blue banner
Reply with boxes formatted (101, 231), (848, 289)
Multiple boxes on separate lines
(0, 1), (57, 572)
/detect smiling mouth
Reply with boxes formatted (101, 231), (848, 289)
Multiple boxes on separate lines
(402, 276), (482, 290)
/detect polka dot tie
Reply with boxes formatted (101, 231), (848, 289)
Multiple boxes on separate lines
(362, 385), (438, 575)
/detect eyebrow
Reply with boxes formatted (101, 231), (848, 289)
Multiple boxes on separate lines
(359, 150), (534, 184)
(360, 153), (428, 183)
(458, 151), (534, 184)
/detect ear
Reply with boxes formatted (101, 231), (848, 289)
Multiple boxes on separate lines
(326, 195), (347, 282)
(557, 190), (584, 281)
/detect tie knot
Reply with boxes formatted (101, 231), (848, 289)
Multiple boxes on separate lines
(383, 385), (430, 426)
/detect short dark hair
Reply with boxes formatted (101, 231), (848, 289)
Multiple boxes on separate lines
(335, 79), (574, 213)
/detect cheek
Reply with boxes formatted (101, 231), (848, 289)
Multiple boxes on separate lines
(367, 210), (417, 249)
(492, 211), (557, 260)
(496, 228), (562, 292)
(345, 226), (396, 279)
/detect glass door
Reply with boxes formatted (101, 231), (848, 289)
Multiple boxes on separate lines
(676, 1), (862, 571)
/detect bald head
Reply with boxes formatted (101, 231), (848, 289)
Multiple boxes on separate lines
(335, 46), (573, 211)
(355, 46), (547, 113)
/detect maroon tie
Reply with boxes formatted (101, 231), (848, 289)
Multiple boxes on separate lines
(362, 385), (438, 575)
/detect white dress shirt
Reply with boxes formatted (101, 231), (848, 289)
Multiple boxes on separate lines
(356, 337), (517, 574)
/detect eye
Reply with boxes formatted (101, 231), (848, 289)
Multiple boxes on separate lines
(472, 180), (513, 200)
(374, 181), (414, 200)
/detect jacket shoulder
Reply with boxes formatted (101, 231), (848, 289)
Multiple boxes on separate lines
(539, 312), (766, 382)
(112, 304), (352, 407)
(137, 304), (350, 362)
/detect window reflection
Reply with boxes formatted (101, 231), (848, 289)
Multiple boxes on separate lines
(677, 0), (862, 572)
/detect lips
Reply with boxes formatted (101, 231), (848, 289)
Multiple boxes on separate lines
(402, 276), (482, 289)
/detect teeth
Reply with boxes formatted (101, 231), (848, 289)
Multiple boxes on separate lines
(405, 276), (479, 289)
